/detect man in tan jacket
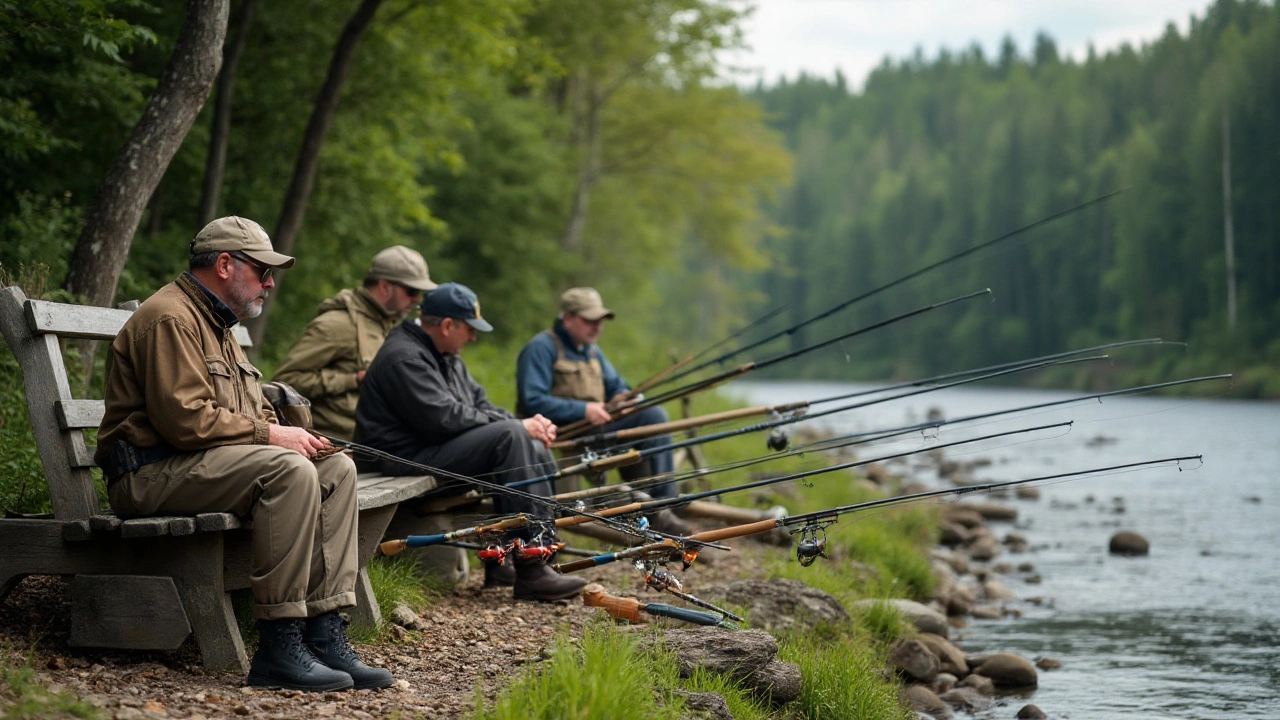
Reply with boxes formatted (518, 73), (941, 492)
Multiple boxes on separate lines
(274, 246), (436, 440)
(96, 217), (391, 692)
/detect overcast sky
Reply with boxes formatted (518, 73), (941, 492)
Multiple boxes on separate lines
(726, 0), (1218, 88)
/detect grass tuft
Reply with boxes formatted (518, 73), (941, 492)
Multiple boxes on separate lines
(780, 631), (912, 720)
(0, 641), (101, 719)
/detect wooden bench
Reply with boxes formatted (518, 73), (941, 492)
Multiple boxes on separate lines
(0, 286), (434, 672)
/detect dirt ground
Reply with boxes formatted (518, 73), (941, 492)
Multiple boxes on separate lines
(0, 533), (774, 720)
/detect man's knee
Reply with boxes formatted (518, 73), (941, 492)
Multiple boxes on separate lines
(264, 450), (321, 502)
(315, 452), (357, 498)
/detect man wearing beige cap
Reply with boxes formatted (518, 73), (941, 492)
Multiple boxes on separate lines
(96, 216), (391, 692)
(274, 245), (436, 440)
(516, 287), (679, 500)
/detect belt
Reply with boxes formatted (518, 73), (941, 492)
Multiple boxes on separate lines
(101, 439), (177, 484)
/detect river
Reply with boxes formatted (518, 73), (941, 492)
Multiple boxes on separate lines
(728, 381), (1280, 719)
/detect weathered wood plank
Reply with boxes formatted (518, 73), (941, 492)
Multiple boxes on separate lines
(24, 299), (131, 340)
(69, 575), (191, 650)
(56, 399), (104, 430)
(68, 437), (95, 469)
(195, 513), (243, 532)
(89, 515), (121, 533)
(119, 517), (172, 538)
(0, 288), (99, 519)
(62, 520), (92, 542)
(168, 517), (196, 536)
(354, 474), (434, 511)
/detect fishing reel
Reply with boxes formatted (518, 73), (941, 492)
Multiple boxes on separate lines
(644, 565), (683, 594)
(792, 522), (833, 567)
(512, 538), (564, 563)
(766, 411), (791, 452)
(478, 543), (508, 565)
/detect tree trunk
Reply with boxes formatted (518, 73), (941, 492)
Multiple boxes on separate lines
(64, 0), (229, 308)
(245, 0), (386, 347)
(198, 0), (259, 228)
(1221, 101), (1237, 330)
(562, 72), (601, 254)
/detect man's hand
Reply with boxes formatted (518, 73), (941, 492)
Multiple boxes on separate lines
(269, 424), (331, 458)
(356, 369), (367, 386)
(522, 414), (557, 449)
(584, 402), (612, 426)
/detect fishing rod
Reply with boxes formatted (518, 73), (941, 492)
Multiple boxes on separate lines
(556, 338), (1175, 454)
(552, 455), (1202, 574)
(377, 421), (1069, 559)
(652, 187), (1130, 390)
(324, 437), (726, 553)
(557, 287), (993, 439)
(547, 368), (1228, 504)
(517, 351), (1106, 489)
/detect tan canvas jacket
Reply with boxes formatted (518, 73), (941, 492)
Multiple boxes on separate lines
(273, 287), (397, 440)
(95, 273), (274, 465)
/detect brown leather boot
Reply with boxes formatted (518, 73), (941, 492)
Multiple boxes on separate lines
(513, 560), (587, 601)
(483, 555), (516, 588)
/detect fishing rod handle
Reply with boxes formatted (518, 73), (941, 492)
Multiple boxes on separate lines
(554, 502), (642, 527)
(582, 583), (647, 624)
(554, 539), (678, 574)
(588, 449), (642, 473)
(377, 515), (531, 556)
(642, 603), (732, 628)
(688, 518), (782, 543)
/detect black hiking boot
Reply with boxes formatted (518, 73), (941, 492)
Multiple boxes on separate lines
(303, 612), (395, 690)
(483, 554), (516, 588)
(248, 618), (354, 692)
(513, 559), (587, 601)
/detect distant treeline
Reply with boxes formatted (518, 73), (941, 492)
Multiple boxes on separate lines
(745, 0), (1279, 396)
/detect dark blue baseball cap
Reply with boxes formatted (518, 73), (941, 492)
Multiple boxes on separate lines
(420, 282), (493, 332)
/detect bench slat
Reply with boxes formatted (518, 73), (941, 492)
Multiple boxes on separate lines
(25, 299), (252, 347)
(57, 399), (104, 430)
(120, 517), (173, 538)
(355, 474), (435, 511)
(195, 513), (243, 532)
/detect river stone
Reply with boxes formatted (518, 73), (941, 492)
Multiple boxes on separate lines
(1016, 704), (1048, 719)
(853, 599), (949, 638)
(945, 592), (972, 618)
(654, 628), (776, 678)
(669, 690), (733, 720)
(942, 507), (987, 529)
(982, 579), (1015, 601)
(1109, 531), (1150, 556)
(741, 659), (802, 705)
(932, 548), (970, 575)
(931, 560), (957, 601)
(958, 673), (995, 695)
(970, 605), (1002, 620)
(972, 653), (1038, 688)
(939, 686), (992, 712)
(915, 633), (969, 676)
(1015, 486), (1041, 500)
(938, 520), (971, 546)
(889, 639), (940, 682)
(967, 535), (1001, 562)
(1036, 657), (1063, 670)
(931, 672), (957, 694)
(722, 579), (849, 632)
(901, 685), (953, 719)
(390, 602), (424, 630)
(963, 502), (1019, 521)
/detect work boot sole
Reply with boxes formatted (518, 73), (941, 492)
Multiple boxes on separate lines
(247, 671), (354, 692)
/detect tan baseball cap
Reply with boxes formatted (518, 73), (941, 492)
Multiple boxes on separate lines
(190, 216), (295, 268)
(367, 245), (437, 292)
(560, 287), (615, 321)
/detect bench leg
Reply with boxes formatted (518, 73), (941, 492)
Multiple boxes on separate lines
(171, 534), (249, 673)
(348, 567), (381, 629)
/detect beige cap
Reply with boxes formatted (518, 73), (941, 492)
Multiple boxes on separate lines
(560, 287), (615, 321)
(367, 245), (437, 292)
(190, 216), (296, 268)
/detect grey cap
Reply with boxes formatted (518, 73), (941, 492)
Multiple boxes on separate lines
(190, 216), (295, 268)
(367, 245), (437, 292)
(420, 282), (493, 332)
(560, 287), (614, 321)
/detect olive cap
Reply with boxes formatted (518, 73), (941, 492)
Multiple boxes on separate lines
(367, 245), (437, 291)
(190, 216), (295, 268)
(560, 287), (614, 321)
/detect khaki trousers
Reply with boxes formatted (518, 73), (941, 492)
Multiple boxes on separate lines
(108, 445), (358, 620)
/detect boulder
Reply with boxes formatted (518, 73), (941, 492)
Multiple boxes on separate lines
(970, 605), (1001, 620)
(967, 535), (1002, 562)
(654, 628), (776, 678)
(938, 686), (992, 712)
(930, 672), (957, 694)
(972, 653), (1038, 688)
(889, 638), (940, 682)
(1015, 486), (1041, 500)
(915, 633), (969, 677)
(932, 548), (970, 575)
(901, 685), (952, 719)
(722, 579), (849, 632)
(945, 592), (972, 618)
(1016, 704), (1048, 719)
(930, 560), (957, 601)
(1109, 531), (1150, 556)
(938, 521), (971, 546)
(853, 599), (949, 638)
(962, 503), (1018, 521)
(741, 659), (802, 705)
(669, 690), (732, 720)
(942, 507), (986, 529)
(957, 673), (995, 696)
(1035, 657), (1062, 670)
(982, 579), (1015, 601)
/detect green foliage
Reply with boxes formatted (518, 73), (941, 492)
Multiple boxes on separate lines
(747, 0), (1280, 395)
(780, 631), (912, 720)
(0, 641), (101, 719)
(349, 554), (444, 643)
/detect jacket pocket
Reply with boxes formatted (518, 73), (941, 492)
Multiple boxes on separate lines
(237, 361), (265, 417)
(205, 356), (236, 411)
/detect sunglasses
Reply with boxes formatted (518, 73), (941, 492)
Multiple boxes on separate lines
(392, 282), (422, 298)
(229, 252), (273, 283)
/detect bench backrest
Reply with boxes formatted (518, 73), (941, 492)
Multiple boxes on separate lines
(0, 286), (252, 520)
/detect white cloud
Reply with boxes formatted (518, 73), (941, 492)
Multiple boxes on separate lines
(725, 0), (1216, 88)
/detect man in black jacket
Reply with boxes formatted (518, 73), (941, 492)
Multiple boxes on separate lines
(355, 283), (586, 601)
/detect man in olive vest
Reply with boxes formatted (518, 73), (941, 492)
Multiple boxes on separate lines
(274, 246), (436, 440)
(516, 287), (678, 499)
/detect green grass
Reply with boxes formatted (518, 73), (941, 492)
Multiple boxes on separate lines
(0, 642), (101, 720)
(350, 554), (447, 642)
(779, 631), (912, 720)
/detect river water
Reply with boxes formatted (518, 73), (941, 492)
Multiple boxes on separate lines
(728, 381), (1280, 719)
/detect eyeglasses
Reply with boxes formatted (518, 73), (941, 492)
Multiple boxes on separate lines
(228, 252), (273, 283)
(393, 282), (422, 298)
